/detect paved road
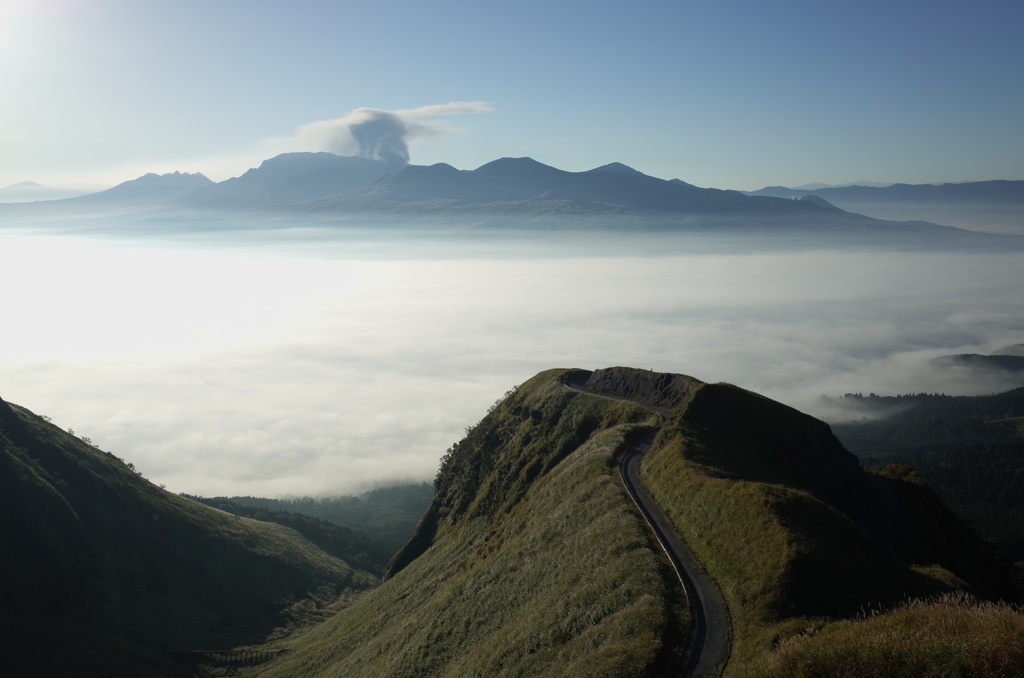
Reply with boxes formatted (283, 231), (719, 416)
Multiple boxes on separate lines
(565, 381), (731, 677)
(620, 430), (731, 677)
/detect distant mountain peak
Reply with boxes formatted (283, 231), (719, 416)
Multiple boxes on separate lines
(474, 157), (557, 173)
(588, 162), (644, 176)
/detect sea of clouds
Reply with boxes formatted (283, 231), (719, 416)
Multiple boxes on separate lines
(2, 222), (1022, 496)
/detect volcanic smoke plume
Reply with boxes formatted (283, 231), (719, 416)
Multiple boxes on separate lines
(288, 102), (492, 169)
(347, 110), (410, 168)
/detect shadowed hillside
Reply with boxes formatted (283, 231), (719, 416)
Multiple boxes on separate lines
(832, 387), (1024, 560)
(0, 396), (377, 677)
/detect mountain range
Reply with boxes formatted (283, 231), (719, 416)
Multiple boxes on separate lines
(747, 180), (1024, 234)
(284, 156), (835, 217)
(748, 180), (1024, 203)
(7, 153), (1015, 238)
(6, 152), (1023, 243)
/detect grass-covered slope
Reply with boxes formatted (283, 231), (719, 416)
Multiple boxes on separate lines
(253, 369), (686, 678)
(0, 396), (375, 677)
(752, 593), (1024, 678)
(246, 367), (1023, 677)
(634, 379), (1021, 675)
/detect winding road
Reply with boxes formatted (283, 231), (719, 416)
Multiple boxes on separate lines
(565, 381), (731, 677)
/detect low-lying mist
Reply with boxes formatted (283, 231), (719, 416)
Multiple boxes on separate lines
(2, 216), (1022, 496)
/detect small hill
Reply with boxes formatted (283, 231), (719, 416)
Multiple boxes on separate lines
(0, 395), (376, 677)
(996, 344), (1024, 357)
(932, 352), (1024, 380)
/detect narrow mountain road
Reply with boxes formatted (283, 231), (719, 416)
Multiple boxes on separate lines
(620, 429), (731, 677)
(564, 380), (731, 677)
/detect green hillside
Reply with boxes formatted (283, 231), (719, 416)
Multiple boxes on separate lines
(636, 380), (1019, 674)
(0, 396), (377, 677)
(244, 367), (1022, 677)
(252, 369), (684, 677)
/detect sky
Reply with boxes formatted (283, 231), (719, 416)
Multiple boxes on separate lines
(2, 0), (1023, 190)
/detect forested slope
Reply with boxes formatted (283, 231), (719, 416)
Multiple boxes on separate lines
(832, 388), (1024, 559)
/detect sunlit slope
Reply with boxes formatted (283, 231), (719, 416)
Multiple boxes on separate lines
(637, 380), (1019, 674)
(255, 369), (685, 678)
(0, 396), (375, 677)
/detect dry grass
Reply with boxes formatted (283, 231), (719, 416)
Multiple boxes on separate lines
(639, 400), (973, 673)
(249, 370), (686, 678)
(752, 593), (1024, 677)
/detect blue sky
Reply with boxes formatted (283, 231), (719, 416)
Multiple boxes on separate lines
(2, 0), (1022, 189)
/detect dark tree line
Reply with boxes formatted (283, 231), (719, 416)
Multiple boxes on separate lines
(832, 388), (1024, 560)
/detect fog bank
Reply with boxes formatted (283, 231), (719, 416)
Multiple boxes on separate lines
(1, 229), (1021, 496)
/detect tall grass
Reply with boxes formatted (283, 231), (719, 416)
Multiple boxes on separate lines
(752, 593), (1024, 677)
(252, 370), (686, 677)
(640, 389), (975, 673)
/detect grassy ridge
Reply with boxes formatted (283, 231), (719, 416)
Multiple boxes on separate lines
(253, 369), (686, 677)
(638, 381), (1018, 674)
